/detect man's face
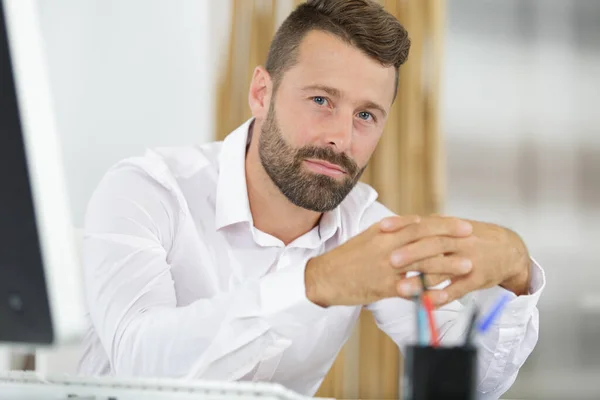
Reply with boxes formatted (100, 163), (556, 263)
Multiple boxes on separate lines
(257, 30), (396, 212)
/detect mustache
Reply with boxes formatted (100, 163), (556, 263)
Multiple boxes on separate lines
(295, 146), (359, 175)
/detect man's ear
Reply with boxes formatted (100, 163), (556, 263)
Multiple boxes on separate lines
(248, 66), (272, 119)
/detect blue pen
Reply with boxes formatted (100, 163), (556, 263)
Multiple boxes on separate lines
(418, 304), (429, 345)
(477, 293), (511, 334)
(416, 273), (429, 345)
(413, 295), (427, 345)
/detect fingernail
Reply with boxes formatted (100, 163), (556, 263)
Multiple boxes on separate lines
(398, 281), (415, 296)
(459, 259), (472, 272)
(390, 252), (403, 267)
(458, 221), (473, 235)
(380, 218), (395, 230)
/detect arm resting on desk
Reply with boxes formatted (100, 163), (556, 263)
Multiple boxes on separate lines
(82, 165), (328, 380)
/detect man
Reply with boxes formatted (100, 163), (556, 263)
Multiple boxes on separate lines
(78, 0), (544, 398)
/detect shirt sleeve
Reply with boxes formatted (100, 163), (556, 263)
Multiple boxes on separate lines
(82, 163), (328, 380)
(360, 202), (544, 399)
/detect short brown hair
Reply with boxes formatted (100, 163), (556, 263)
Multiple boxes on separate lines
(265, 0), (411, 98)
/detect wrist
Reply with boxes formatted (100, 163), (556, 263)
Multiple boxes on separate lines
(501, 259), (530, 296)
(305, 256), (331, 307)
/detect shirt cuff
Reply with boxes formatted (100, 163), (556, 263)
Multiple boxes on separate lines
(259, 261), (330, 327)
(471, 257), (545, 326)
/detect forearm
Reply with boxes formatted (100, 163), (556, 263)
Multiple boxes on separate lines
(97, 262), (328, 380)
(108, 289), (272, 379)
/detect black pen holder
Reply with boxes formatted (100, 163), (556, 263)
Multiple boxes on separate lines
(403, 345), (477, 400)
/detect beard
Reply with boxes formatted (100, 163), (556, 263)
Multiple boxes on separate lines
(258, 104), (366, 212)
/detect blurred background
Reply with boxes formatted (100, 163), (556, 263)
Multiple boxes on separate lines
(444, 1), (600, 399)
(2, 0), (599, 399)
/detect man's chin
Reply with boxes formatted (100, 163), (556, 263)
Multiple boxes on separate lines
(294, 185), (354, 212)
(295, 197), (340, 213)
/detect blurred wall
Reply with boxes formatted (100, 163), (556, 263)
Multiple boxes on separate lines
(443, 0), (600, 398)
(36, 0), (214, 227)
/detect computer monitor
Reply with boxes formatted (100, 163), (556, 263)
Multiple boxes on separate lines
(0, 0), (85, 346)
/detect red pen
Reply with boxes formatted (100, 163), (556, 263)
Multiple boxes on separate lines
(422, 294), (439, 347)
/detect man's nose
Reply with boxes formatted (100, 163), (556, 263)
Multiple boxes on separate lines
(321, 112), (353, 152)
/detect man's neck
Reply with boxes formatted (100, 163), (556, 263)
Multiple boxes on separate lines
(244, 122), (321, 246)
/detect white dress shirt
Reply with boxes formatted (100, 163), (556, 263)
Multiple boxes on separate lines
(78, 119), (544, 398)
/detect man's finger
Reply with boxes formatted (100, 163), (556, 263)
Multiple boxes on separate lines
(424, 273), (451, 288)
(391, 216), (472, 248)
(390, 237), (470, 268)
(395, 253), (472, 276)
(396, 270), (485, 306)
(395, 273), (452, 296)
(395, 275), (425, 298)
(379, 215), (421, 232)
(437, 277), (483, 306)
(396, 271), (484, 302)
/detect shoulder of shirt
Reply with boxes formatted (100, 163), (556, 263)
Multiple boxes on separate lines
(102, 141), (223, 205)
(146, 141), (223, 180)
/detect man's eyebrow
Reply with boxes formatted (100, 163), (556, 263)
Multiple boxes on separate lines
(301, 84), (342, 98)
(301, 84), (387, 118)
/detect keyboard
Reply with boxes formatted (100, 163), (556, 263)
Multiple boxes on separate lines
(0, 370), (322, 400)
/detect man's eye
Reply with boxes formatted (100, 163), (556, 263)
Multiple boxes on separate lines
(313, 96), (328, 106)
(357, 111), (373, 121)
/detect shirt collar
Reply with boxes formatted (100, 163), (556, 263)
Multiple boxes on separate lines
(214, 118), (342, 245)
(215, 119), (255, 230)
(317, 206), (341, 242)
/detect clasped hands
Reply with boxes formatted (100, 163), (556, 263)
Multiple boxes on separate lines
(305, 215), (531, 308)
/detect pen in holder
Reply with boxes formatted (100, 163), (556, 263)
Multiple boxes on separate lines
(406, 273), (511, 400)
(403, 344), (477, 400)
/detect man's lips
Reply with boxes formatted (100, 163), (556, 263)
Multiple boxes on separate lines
(303, 159), (347, 177)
